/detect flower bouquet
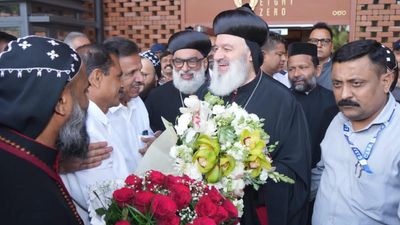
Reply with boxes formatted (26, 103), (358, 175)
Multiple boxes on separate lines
(170, 93), (294, 204)
(94, 170), (239, 225)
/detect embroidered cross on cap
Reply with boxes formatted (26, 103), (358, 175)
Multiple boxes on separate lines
(0, 35), (81, 81)
(0, 35), (83, 139)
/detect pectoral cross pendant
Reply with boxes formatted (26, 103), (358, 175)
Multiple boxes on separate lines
(354, 162), (362, 178)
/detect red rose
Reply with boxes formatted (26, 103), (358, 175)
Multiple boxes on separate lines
(115, 220), (131, 225)
(158, 215), (180, 225)
(191, 217), (217, 225)
(150, 194), (177, 220)
(132, 191), (154, 213)
(195, 196), (217, 217)
(146, 170), (166, 190)
(210, 206), (229, 224)
(165, 175), (183, 188)
(206, 186), (224, 205)
(113, 187), (135, 207)
(169, 184), (192, 210)
(125, 174), (142, 190)
(222, 199), (238, 218)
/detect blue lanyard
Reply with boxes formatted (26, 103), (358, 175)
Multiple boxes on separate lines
(343, 106), (396, 174)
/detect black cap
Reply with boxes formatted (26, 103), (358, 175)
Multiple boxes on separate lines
(213, 4), (268, 47)
(167, 30), (212, 57)
(393, 39), (400, 51)
(0, 36), (81, 138)
(288, 42), (318, 58)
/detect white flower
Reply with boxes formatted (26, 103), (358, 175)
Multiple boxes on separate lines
(260, 169), (269, 181)
(183, 95), (201, 112)
(175, 113), (192, 135)
(249, 113), (260, 122)
(212, 105), (225, 115)
(232, 179), (245, 197)
(233, 199), (244, 217)
(185, 128), (197, 143)
(184, 163), (202, 181)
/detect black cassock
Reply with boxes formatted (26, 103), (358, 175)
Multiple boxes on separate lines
(292, 85), (338, 168)
(145, 80), (190, 132)
(0, 126), (83, 225)
(199, 74), (311, 225)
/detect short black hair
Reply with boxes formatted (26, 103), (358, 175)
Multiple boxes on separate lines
(103, 36), (140, 57)
(76, 44), (114, 77)
(332, 39), (388, 77)
(0, 31), (17, 42)
(159, 50), (172, 61)
(262, 31), (287, 51)
(311, 22), (333, 39)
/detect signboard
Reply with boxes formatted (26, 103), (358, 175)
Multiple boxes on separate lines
(182, 0), (351, 27)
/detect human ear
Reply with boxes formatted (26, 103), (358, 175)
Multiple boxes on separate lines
(54, 88), (71, 116)
(88, 69), (103, 88)
(381, 70), (394, 93)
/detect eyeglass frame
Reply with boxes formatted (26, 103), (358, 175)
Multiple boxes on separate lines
(308, 38), (332, 46)
(172, 57), (204, 69)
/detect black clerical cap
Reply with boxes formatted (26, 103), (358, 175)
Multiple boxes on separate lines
(213, 4), (268, 47)
(213, 4), (269, 73)
(288, 42), (317, 58)
(0, 35), (82, 138)
(167, 30), (212, 57)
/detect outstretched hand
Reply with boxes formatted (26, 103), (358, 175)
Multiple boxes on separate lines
(59, 141), (113, 173)
(138, 130), (162, 155)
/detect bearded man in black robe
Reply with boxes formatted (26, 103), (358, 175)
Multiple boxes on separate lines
(146, 30), (211, 131)
(0, 36), (90, 225)
(202, 5), (311, 225)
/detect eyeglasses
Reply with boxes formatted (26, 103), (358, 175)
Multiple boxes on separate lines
(308, 38), (332, 46)
(172, 57), (204, 69)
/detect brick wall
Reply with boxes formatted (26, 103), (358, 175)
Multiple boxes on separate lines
(355, 0), (400, 47)
(103, 0), (181, 50)
(100, 0), (400, 50)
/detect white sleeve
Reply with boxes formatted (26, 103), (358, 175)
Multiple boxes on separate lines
(310, 156), (325, 200)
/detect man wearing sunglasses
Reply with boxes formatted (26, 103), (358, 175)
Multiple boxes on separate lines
(145, 30), (211, 131)
(308, 22), (334, 90)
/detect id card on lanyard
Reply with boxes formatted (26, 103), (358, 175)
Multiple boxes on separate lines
(343, 106), (396, 177)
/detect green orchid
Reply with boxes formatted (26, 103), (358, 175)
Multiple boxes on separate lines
(205, 164), (221, 183)
(192, 134), (220, 174)
(219, 155), (236, 177)
(240, 129), (266, 152)
(245, 152), (272, 178)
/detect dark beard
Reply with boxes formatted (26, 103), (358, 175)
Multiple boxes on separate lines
(56, 102), (89, 159)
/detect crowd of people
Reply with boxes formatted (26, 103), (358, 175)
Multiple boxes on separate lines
(1, 3), (400, 225)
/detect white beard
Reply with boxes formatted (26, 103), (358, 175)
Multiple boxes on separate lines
(208, 53), (249, 96)
(173, 66), (206, 95)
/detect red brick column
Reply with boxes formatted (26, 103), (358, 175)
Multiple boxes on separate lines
(103, 0), (182, 50)
(355, 0), (400, 47)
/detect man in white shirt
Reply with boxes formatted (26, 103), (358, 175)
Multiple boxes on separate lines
(104, 37), (159, 172)
(261, 32), (290, 88)
(61, 44), (129, 224)
(312, 40), (400, 224)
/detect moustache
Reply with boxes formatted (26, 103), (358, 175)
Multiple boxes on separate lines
(132, 82), (144, 88)
(164, 64), (172, 69)
(337, 99), (360, 107)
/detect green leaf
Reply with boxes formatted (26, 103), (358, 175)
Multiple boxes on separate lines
(95, 207), (107, 216)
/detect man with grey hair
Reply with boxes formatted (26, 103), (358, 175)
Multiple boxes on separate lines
(64, 31), (91, 50)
